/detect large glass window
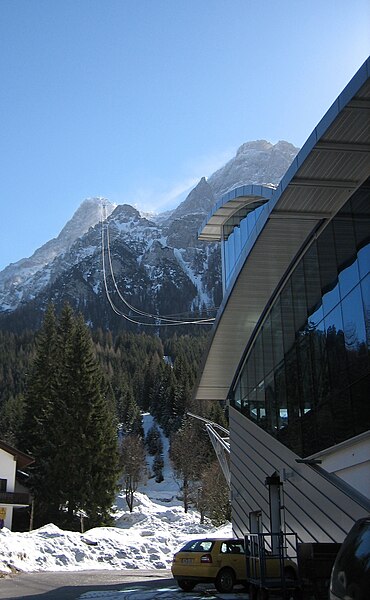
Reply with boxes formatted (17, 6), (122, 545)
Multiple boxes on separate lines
(222, 200), (272, 289)
(334, 213), (360, 299)
(292, 262), (307, 332)
(271, 299), (284, 367)
(304, 243), (324, 328)
(231, 183), (370, 456)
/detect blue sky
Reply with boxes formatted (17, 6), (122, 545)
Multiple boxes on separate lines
(1, 0), (369, 270)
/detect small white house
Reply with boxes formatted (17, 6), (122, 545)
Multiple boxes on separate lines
(0, 441), (34, 530)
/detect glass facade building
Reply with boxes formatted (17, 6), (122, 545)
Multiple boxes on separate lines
(223, 203), (267, 290)
(230, 179), (370, 457)
(196, 58), (370, 543)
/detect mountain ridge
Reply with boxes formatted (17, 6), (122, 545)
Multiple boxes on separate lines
(0, 140), (299, 332)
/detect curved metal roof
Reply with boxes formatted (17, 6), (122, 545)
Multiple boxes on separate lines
(194, 56), (370, 403)
(198, 184), (275, 241)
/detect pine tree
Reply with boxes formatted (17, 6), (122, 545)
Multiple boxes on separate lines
(19, 304), (120, 528)
(20, 304), (58, 454)
(52, 311), (120, 526)
(152, 450), (164, 483)
(145, 424), (163, 455)
(0, 393), (25, 446)
(19, 304), (60, 522)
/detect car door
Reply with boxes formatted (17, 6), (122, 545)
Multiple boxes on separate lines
(219, 540), (246, 580)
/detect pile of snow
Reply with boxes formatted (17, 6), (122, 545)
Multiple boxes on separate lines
(0, 415), (231, 574)
(0, 493), (231, 574)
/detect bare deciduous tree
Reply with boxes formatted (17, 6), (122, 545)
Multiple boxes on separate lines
(121, 434), (146, 512)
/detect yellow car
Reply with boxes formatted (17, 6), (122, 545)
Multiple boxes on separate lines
(171, 537), (298, 593)
(171, 538), (247, 592)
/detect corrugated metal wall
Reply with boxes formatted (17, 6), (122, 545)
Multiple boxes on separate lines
(229, 407), (370, 543)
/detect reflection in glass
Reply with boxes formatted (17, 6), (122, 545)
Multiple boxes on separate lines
(334, 215), (359, 299)
(241, 217), (249, 241)
(325, 304), (349, 394)
(234, 380), (242, 409)
(304, 243), (324, 328)
(360, 274), (370, 350)
(339, 259), (360, 300)
(281, 281), (295, 355)
(255, 379), (265, 425)
(255, 336), (264, 384)
(351, 375), (370, 435)
(222, 201), (275, 292)
(358, 243), (370, 279)
(240, 363), (248, 403)
(262, 314), (273, 376)
(271, 300), (284, 367)
(230, 184), (370, 456)
(265, 371), (276, 432)
(318, 223), (340, 315)
(341, 286), (366, 350)
(292, 262), (307, 332)
(297, 333), (314, 414)
(324, 304), (344, 337)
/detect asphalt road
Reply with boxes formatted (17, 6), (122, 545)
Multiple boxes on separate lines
(0, 571), (252, 600)
(0, 570), (175, 600)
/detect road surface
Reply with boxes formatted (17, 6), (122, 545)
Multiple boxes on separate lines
(0, 570), (173, 599)
(0, 570), (250, 599)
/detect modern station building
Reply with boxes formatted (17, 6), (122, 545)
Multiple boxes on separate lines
(196, 58), (370, 544)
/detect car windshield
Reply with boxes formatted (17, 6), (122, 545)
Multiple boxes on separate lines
(179, 540), (214, 552)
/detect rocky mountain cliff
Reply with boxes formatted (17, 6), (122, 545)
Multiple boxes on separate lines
(0, 140), (298, 333)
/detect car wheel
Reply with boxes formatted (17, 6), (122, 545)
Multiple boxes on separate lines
(177, 579), (196, 592)
(215, 568), (235, 593)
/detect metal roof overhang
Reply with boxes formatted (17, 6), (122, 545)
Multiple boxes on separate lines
(194, 57), (370, 403)
(198, 184), (275, 241)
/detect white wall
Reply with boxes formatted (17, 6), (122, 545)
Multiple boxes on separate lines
(0, 448), (16, 529)
(317, 434), (370, 499)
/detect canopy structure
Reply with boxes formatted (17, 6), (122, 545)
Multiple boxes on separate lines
(198, 184), (275, 241)
(194, 57), (370, 405)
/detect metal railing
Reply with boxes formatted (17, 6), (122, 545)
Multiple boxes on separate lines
(187, 412), (231, 486)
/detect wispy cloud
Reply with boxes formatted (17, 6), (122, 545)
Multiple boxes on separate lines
(130, 146), (237, 214)
(184, 146), (236, 178)
(131, 176), (199, 214)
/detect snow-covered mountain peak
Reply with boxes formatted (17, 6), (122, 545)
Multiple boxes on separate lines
(0, 140), (299, 323)
(111, 203), (141, 220)
(208, 139), (299, 199)
(235, 139), (274, 155)
(57, 197), (116, 248)
(0, 197), (115, 312)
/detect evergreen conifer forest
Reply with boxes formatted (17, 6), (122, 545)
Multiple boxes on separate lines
(0, 305), (229, 530)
